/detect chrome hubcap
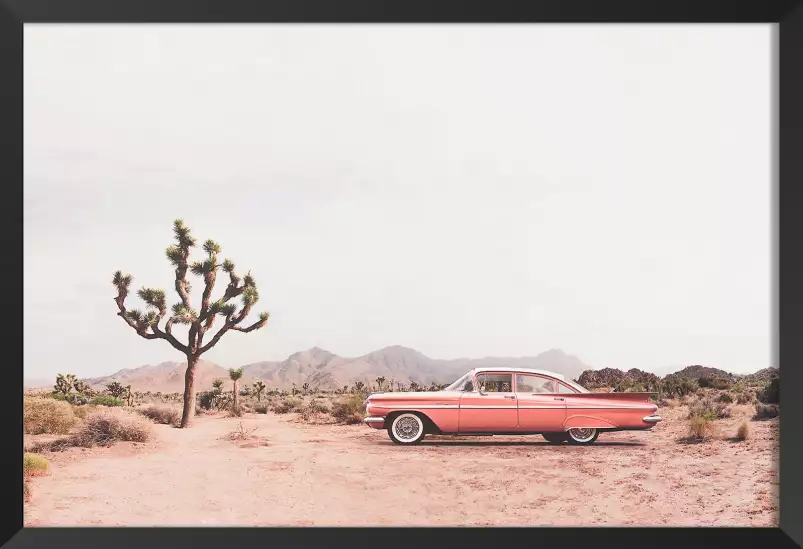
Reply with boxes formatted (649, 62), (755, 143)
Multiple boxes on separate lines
(394, 416), (421, 441)
(568, 428), (595, 442)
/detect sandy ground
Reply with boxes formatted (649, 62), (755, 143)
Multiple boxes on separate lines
(23, 404), (778, 526)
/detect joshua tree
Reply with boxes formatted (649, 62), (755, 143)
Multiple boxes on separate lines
(106, 381), (126, 398)
(352, 381), (365, 393)
(229, 367), (244, 414)
(253, 381), (266, 401)
(375, 377), (386, 391)
(301, 382), (310, 395)
(212, 378), (224, 393)
(73, 379), (92, 396)
(292, 383), (298, 396)
(112, 219), (269, 428)
(54, 373), (76, 395)
(126, 385), (133, 406)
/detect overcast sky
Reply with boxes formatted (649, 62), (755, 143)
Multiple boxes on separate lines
(23, 24), (773, 380)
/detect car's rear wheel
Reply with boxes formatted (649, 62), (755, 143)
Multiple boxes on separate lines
(566, 427), (599, 445)
(542, 432), (568, 444)
(388, 413), (426, 445)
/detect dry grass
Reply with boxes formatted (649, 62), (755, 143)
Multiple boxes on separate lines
(226, 421), (259, 441)
(272, 399), (301, 414)
(735, 421), (751, 441)
(138, 405), (181, 426)
(753, 403), (779, 420)
(23, 452), (50, 477)
(24, 397), (78, 435)
(687, 395), (731, 420)
(330, 394), (366, 424)
(686, 416), (716, 442)
(253, 403), (270, 414)
(67, 408), (152, 448)
(71, 404), (99, 420)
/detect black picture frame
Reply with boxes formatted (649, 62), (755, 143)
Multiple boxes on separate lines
(2, 1), (801, 548)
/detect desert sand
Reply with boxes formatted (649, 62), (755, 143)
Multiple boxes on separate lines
(23, 404), (778, 526)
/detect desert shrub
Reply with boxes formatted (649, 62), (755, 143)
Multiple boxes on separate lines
(90, 395), (124, 407)
(254, 403), (270, 414)
(758, 377), (779, 404)
(138, 405), (180, 425)
(659, 376), (698, 399)
(687, 395), (731, 420)
(49, 391), (91, 406)
(272, 398), (301, 414)
(718, 393), (733, 404)
(23, 480), (31, 503)
(330, 394), (365, 424)
(23, 453), (50, 477)
(687, 416), (715, 441)
(227, 407), (245, 418)
(24, 397), (77, 435)
(71, 408), (152, 447)
(753, 402), (779, 420)
(71, 404), (98, 420)
(698, 376), (733, 391)
(736, 391), (754, 405)
(736, 421), (751, 441)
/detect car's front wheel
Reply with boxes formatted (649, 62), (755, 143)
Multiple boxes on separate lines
(388, 413), (426, 445)
(566, 427), (599, 445)
(542, 432), (568, 444)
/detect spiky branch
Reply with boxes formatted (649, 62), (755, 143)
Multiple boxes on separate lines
(112, 219), (270, 359)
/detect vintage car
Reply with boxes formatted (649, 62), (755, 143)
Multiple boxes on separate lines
(363, 367), (661, 445)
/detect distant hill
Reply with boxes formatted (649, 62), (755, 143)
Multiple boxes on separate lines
(26, 346), (591, 393)
(741, 366), (779, 383)
(666, 365), (737, 382)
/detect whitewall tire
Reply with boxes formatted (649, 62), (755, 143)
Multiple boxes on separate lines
(566, 427), (599, 445)
(388, 413), (426, 445)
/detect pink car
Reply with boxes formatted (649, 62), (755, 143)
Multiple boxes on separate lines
(364, 368), (661, 445)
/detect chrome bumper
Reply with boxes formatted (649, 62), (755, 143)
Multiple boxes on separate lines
(642, 415), (662, 424)
(364, 416), (386, 429)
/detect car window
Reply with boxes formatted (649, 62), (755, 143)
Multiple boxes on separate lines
(476, 373), (512, 393)
(461, 378), (474, 392)
(558, 383), (577, 394)
(515, 374), (556, 394)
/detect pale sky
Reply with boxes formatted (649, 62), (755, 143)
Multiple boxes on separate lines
(23, 24), (774, 380)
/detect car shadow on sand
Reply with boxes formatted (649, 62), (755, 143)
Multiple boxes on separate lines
(379, 440), (646, 447)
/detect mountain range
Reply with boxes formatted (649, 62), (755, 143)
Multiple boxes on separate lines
(28, 346), (591, 393)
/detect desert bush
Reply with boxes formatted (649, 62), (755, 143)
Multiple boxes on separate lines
(687, 395), (731, 420)
(71, 408), (152, 447)
(138, 405), (180, 425)
(758, 377), (779, 404)
(735, 421), (751, 441)
(330, 394), (365, 424)
(90, 395), (124, 407)
(736, 391), (754, 405)
(658, 376), (698, 399)
(23, 453), (50, 477)
(698, 376), (733, 391)
(49, 392), (91, 406)
(272, 398), (301, 414)
(24, 397), (77, 435)
(253, 402), (270, 414)
(753, 402), (779, 420)
(718, 393), (733, 404)
(687, 416), (715, 441)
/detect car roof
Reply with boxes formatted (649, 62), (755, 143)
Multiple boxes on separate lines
(471, 367), (566, 380)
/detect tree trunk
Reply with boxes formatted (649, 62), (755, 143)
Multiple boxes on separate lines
(233, 380), (239, 414)
(180, 355), (199, 428)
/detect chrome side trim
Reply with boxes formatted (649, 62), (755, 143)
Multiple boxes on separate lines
(364, 416), (386, 424)
(642, 415), (662, 423)
(371, 404), (458, 410)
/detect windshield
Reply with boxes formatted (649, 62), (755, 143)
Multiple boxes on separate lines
(444, 371), (475, 392)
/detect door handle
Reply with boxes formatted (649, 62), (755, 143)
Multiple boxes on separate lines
(553, 397), (565, 401)
(504, 395), (516, 399)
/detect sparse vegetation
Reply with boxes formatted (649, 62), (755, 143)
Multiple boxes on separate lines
(758, 377), (779, 404)
(753, 402), (779, 420)
(687, 395), (731, 420)
(272, 398), (301, 414)
(735, 421), (751, 441)
(717, 393), (733, 404)
(71, 408), (152, 447)
(24, 397), (77, 435)
(253, 381), (266, 401)
(229, 368), (244, 415)
(23, 453), (50, 477)
(111, 219), (270, 428)
(105, 381), (127, 398)
(138, 405), (181, 425)
(253, 402), (269, 414)
(90, 395), (125, 407)
(736, 391), (754, 405)
(331, 394), (365, 424)
(687, 416), (715, 441)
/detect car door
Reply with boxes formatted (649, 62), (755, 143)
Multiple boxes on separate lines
(514, 373), (567, 431)
(458, 372), (518, 432)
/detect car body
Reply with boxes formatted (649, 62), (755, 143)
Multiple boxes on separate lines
(363, 367), (661, 445)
